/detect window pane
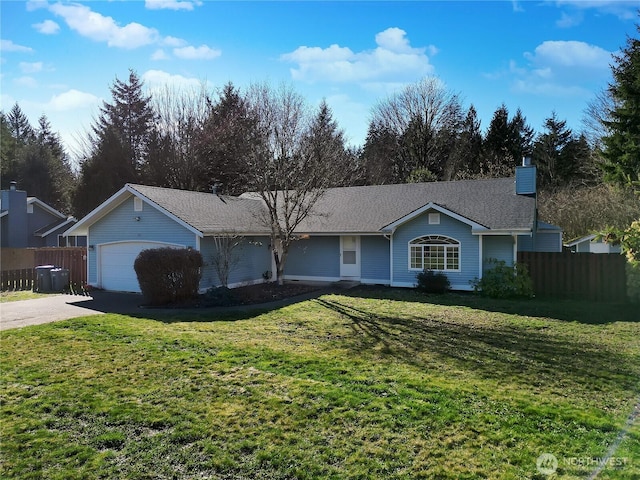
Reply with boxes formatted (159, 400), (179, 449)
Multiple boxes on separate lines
(410, 246), (422, 269)
(447, 247), (459, 270)
(343, 251), (356, 264)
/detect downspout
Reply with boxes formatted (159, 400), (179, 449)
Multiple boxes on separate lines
(478, 234), (483, 280)
(513, 234), (518, 265)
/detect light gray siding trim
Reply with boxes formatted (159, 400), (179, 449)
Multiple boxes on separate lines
(392, 210), (479, 289)
(284, 236), (340, 278)
(361, 235), (391, 283)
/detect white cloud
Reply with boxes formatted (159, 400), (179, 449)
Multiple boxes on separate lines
(556, 11), (583, 28)
(48, 3), (159, 49)
(44, 89), (101, 111)
(173, 44), (221, 60)
(512, 1), (525, 12)
(1, 39), (34, 53)
(492, 40), (614, 97)
(19, 61), (44, 73)
(33, 19), (60, 35)
(26, 1), (48, 12)
(525, 40), (612, 69)
(142, 69), (204, 90)
(14, 76), (38, 88)
(554, 0), (640, 20)
(145, 0), (203, 11)
(151, 49), (170, 60)
(162, 36), (188, 47)
(281, 27), (435, 83)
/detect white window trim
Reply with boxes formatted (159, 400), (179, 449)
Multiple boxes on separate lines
(408, 235), (461, 272)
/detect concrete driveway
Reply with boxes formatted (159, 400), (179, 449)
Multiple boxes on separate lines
(0, 292), (145, 331)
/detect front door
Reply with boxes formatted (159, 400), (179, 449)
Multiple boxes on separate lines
(340, 236), (360, 279)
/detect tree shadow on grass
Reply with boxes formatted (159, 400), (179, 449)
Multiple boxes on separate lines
(342, 286), (639, 325)
(313, 296), (639, 393)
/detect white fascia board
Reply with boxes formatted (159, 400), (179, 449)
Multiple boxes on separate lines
(473, 228), (532, 236)
(27, 197), (66, 219)
(0, 210), (7, 218)
(565, 234), (595, 247)
(381, 202), (488, 233)
(292, 231), (387, 236)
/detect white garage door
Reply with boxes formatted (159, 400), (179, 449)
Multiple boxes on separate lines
(99, 242), (183, 292)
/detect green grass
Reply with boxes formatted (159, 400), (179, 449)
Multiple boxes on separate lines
(1, 287), (638, 479)
(0, 290), (55, 303)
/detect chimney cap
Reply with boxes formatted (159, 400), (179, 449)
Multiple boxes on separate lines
(9, 181), (17, 190)
(522, 156), (532, 167)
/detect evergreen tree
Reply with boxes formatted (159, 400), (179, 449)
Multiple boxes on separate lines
(448, 105), (483, 179)
(198, 82), (260, 195)
(508, 108), (534, 162)
(532, 112), (591, 187)
(360, 121), (402, 185)
(300, 99), (354, 187)
(2, 104), (35, 188)
(602, 21), (640, 191)
(482, 104), (514, 176)
(74, 70), (154, 216)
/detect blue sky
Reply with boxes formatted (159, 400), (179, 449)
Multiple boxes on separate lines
(1, 1), (638, 161)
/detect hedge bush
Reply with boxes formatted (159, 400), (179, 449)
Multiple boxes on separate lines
(471, 259), (533, 299)
(415, 269), (450, 294)
(133, 247), (203, 305)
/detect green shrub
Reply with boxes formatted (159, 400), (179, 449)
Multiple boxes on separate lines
(134, 247), (203, 305)
(472, 259), (534, 299)
(415, 269), (450, 294)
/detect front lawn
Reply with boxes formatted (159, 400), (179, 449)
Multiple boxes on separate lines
(1, 287), (638, 479)
(0, 290), (54, 303)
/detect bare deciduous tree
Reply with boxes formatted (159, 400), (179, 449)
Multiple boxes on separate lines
(369, 76), (464, 180)
(212, 233), (244, 287)
(243, 82), (339, 285)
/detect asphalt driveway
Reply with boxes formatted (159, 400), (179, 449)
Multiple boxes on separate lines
(0, 292), (144, 331)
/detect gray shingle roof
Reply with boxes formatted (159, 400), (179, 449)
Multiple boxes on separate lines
(293, 177), (535, 233)
(130, 177), (535, 236)
(128, 184), (271, 235)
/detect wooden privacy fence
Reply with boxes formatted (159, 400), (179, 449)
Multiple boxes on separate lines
(1, 269), (36, 291)
(517, 251), (628, 302)
(1, 247), (87, 292)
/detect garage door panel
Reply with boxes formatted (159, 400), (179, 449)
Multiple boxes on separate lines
(100, 242), (181, 292)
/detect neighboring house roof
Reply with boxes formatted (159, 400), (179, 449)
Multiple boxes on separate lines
(33, 216), (77, 238)
(537, 220), (562, 232)
(27, 197), (66, 219)
(67, 177), (540, 238)
(565, 234), (598, 247)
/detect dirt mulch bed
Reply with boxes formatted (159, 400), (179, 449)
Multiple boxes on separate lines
(230, 282), (324, 305)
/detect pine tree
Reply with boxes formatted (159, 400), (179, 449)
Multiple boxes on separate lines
(482, 104), (514, 176)
(533, 112), (576, 187)
(74, 70), (154, 216)
(448, 105), (483, 179)
(301, 99), (354, 187)
(602, 21), (640, 191)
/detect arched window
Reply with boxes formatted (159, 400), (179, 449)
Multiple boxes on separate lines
(409, 235), (460, 271)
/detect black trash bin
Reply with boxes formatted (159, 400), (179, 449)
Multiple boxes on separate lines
(50, 268), (70, 292)
(35, 265), (55, 292)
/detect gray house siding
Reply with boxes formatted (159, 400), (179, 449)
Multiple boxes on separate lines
(28, 206), (60, 247)
(284, 236), (340, 280)
(361, 235), (391, 284)
(200, 236), (271, 288)
(392, 210), (479, 290)
(88, 196), (197, 284)
(482, 235), (515, 270)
